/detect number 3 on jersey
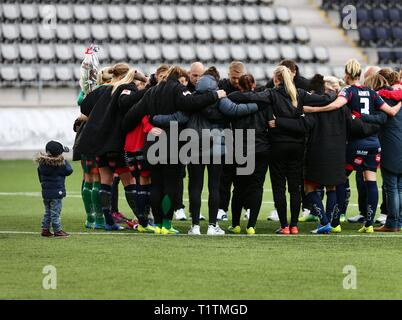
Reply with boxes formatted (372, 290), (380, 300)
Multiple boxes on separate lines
(360, 97), (370, 114)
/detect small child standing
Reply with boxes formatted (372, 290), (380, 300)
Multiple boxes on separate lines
(37, 141), (73, 237)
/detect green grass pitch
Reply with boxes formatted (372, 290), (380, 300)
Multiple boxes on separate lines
(1, 160), (402, 299)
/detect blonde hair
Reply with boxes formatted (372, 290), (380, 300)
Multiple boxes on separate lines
(109, 63), (130, 82)
(163, 65), (188, 82)
(274, 66), (298, 107)
(229, 61), (246, 75)
(96, 67), (113, 85)
(364, 73), (389, 91)
(112, 68), (147, 93)
(345, 59), (362, 80)
(324, 76), (344, 94)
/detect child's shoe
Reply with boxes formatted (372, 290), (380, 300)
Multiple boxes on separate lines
(54, 230), (70, 238)
(41, 228), (53, 237)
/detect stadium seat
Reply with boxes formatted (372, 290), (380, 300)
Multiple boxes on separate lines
(230, 45), (247, 61)
(2, 24), (19, 42)
(159, 6), (176, 22)
(245, 25), (262, 42)
(294, 26), (310, 44)
(162, 44), (179, 62)
(19, 66), (37, 85)
(56, 5), (73, 22)
(388, 8), (401, 27)
(297, 45), (314, 63)
(265, 65), (276, 79)
(142, 6), (160, 23)
(1, 44), (19, 62)
(55, 66), (74, 84)
(209, 6), (226, 23)
(242, 6), (260, 23)
(73, 44), (86, 62)
(332, 66), (345, 79)
(300, 65), (315, 79)
(356, 8), (371, 27)
(261, 25), (278, 43)
(91, 25), (109, 42)
(259, 7), (275, 24)
(20, 24), (38, 42)
(177, 25), (194, 42)
(275, 7), (291, 24)
(226, 6), (243, 23)
(74, 5), (91, 22)
(195, 44), (213, 61)
(372, 8), (387, 27)
(160, 25), (178, 42)
(378, 51), (394, 64)
(263, 45), (281, 63)
(73, 25), (91, 42)
(39, 66), (56, 85)
(278, 26), (295, 43)
(228, 25), (245, 42)
(108, 5), (125, 23)
(143, 44), (162, 62)
(280, 45), (297, 61)
(126, 25), (143, 42)
(2, 4), (20, 21)
(179, 45), (196, 62)
(394, 50), (402, 63)
(20, 4), (38, 22)
(248, 65), (266, 83)
(392, 27), (402, 46)
(55, 44), (73, 62)
(213, 45), (230, 62)
(37, 44), (55, 62)
(91, 6), (108, 22)
(19, 44), (37, 62)
(143, 25), (160, 42)
(314, 46), (330, 63)
(97, 46), (110, 62)
(109, 44), (127, 61)
(176, 6), (193, 23)
(211, 25), (228, 42)
(375, 27), (392, 47)
(108, 25), (126, 42)
(247, 45), (264, 62)
(193, 6), (210, 23)
(358, 26), (374, 47)
(127, 45), (144, 62)
(194, 25), (212, 42)
(1, 66), (19, 85)
(315, 65), (332, 78)
(56, 25), (73, 42)
(38, 24), (55, 42)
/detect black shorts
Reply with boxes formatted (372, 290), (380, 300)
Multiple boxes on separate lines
(96, 152), (130, 175)
(124, 151), (151, 178)
(346, 145), (381, 173)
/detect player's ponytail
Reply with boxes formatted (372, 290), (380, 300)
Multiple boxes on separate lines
(112, 68), (147, 94)
(274, 66), (298, 107)
(345, 59), (361, 80)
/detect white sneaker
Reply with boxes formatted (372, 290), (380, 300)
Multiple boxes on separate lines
(188, 225), (201, 235)
(267, 209), (279, 221)
(217, 209), (228, 221)
(375, 213), (387, 225)
(174, 208), (187, 221)
(244, 209), (250, 220)
(207, 224), (225, 235)
(347, 214), (366, 223)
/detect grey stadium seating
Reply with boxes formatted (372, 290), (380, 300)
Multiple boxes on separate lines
(0, 0), (332, 87)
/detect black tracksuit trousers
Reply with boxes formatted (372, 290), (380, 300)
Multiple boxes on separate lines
(269, 143), (304, 228)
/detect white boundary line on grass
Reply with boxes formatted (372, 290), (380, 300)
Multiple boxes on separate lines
(0, 192), (360, 207)
(1, 230), (402, 238)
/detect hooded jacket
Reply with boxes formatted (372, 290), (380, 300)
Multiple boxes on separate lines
(36, 154), (73, 199)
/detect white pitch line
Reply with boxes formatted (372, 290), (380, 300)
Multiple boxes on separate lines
(0, 192), (360, 206)
(0, 230), (401, 238)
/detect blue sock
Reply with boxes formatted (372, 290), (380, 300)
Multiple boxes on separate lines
(325, 190), (337, 223)
(306, 191), (329, 226)
(365, 181), (378, 227)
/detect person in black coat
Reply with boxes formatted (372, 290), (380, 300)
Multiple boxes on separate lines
(37, 141), (73, 238)
(75, 68), (153, 232)
(122, 65), (227, 234)
(225, 74), (272, 234)
(231, 66), (335, 235)
(265, 59), (310, 91)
